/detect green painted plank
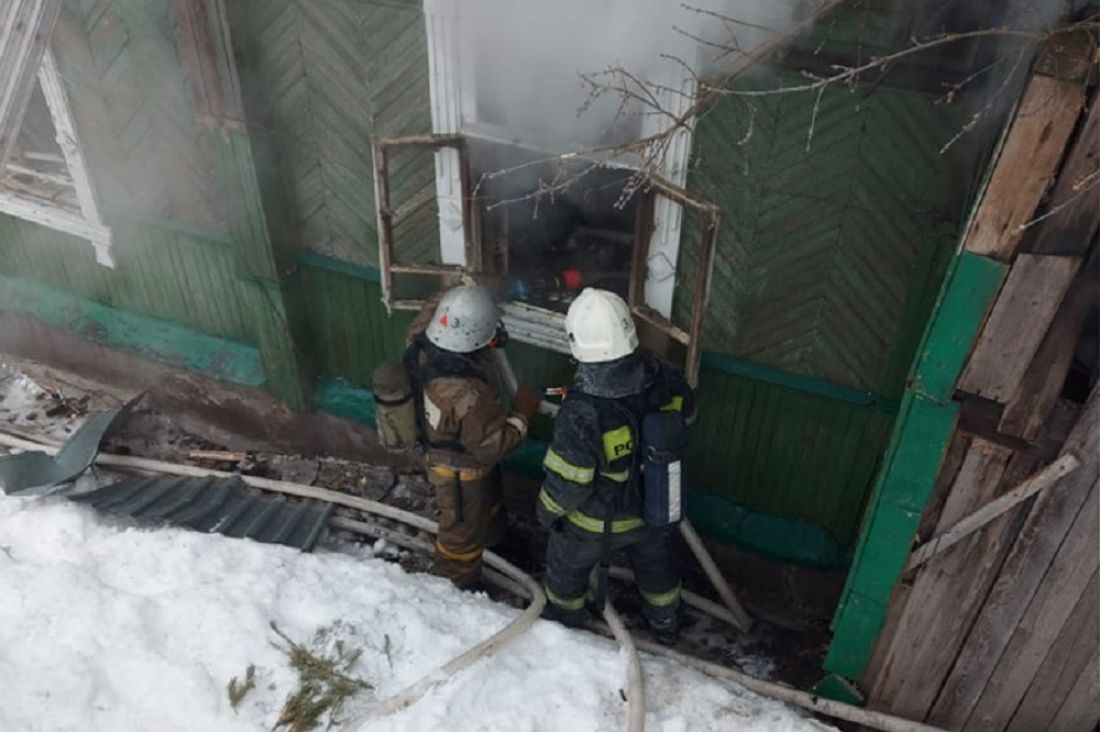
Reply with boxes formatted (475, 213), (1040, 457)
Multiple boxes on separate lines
(0, 274), (264, 386)
(825, 393), (960, 679)
(911, 251), (1007, 403)
(701, 351), (882, 409)
(297, 251), (382, 283)
(825, 590), (891, 680)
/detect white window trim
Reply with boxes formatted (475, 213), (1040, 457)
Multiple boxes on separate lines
(0, 49), (114, 267)
(639, 65), (698, 319)
(424, 0), (466, 266)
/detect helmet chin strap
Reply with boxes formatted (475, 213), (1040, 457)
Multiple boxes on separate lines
(488, 322), (509, 349)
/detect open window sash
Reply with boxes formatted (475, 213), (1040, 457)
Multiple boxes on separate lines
(372, 133), (479, 312)
(627, 175), (718, 387)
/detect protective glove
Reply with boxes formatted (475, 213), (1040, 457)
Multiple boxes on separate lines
(513, 385), (541, 421)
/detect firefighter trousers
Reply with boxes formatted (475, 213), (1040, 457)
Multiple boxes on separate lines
(544, 522), (681, 629)
(427, 463), (506, 588)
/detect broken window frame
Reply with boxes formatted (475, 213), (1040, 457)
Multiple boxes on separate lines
(373, 133), (479, 312)
(0, 36), (114, 267)
(374, 132), (717, 384)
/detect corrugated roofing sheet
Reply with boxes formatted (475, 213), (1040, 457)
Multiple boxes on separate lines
(0, 396), (139, 496)
(70, 475), (332, 551)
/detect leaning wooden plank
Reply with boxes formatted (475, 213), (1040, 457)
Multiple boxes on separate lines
(964, 75), (1085, 261)
(1028, 96), (1100, 256)
(862, 433), (973, 691)
(1004, 569), (1099, 732)
(999, 251), (1097, 439)
(866, 439), (1017, 720)
(1044, 646), (1100, 732)
(958, 254), (1082, 402)
(935, 480), (1098, 729)
(923, 389), (1097, 728)
(907, 452), (1082, 571)
(0, 0), (63, 171)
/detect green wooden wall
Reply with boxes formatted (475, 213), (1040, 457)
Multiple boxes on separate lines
(0, 216), (251, 343)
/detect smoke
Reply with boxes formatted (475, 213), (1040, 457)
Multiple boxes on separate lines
(453, 0), (806, 150)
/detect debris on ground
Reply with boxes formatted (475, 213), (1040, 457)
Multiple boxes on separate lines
(0, 365), (833, 731)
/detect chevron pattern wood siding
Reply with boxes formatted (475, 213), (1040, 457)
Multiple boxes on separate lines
(51, 0), (225, 231)
(680, 72), (966, 397)
(234, 0), (437, 267)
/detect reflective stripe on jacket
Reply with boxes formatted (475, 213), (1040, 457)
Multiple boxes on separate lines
(537, 351), (695, 533)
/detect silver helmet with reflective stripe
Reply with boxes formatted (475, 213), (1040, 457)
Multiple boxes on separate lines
(425, 285), (502, 353)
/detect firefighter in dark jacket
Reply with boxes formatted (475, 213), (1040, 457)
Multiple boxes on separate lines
(538, 288), (695, 640)
(405, 285), (540, 589)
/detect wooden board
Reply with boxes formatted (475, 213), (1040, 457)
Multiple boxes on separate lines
(1005, 570), (1100, 732)
(999, 251), (1097, 439)
(923, 389), (1097, 728)
(958, 254), (1083, 402)
(1029, 96), (1100, 257)
(866, 438), (1016, 719)
(934, 480), (1098, 729)
(964, 75), (1085, 261)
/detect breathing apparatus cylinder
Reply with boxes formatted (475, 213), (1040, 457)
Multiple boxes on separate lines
(640, 410), (689, 527)
(371, 361), (417, 453)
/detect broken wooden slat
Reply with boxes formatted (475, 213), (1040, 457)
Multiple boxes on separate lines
(0, 0), (62, 172)
(906, 452), (1081, 571)
(866, 439), (1019, 720)
(188, 449), (248, 462)
(1032, 29), (1100, 85)
(923, 388), (1097, 728)
(1028, 95), (1100, 256)
(964, 76), (1085, 261)
(36, 49), (113, 267)
(1004, 569), (1099, 732)
(958, 254), (1082, 402)
(942, 482), (1097, 730)
(0, 189), (110, 243)
(999, 250), (1098, 439)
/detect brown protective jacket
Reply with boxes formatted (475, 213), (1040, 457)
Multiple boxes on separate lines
(407, 296), (528, 470)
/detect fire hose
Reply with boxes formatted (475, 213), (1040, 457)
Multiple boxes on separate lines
(0, 428), (948, 731)
(0, 429), (644, 732)
(329, 514), (946, 732)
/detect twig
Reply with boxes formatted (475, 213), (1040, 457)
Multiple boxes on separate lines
(1016, 170), (1100, 232)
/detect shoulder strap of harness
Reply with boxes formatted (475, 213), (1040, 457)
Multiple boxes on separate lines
(403, 335), (489, 454)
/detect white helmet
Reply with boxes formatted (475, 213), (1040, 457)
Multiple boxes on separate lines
(425, 285), (502, 353)
(565, 288), (639, 363)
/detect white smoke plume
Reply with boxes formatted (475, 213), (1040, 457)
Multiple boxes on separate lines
(452, 0), (807, 150)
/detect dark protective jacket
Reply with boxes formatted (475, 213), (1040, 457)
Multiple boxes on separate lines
(404, 301), (528, 471)
(537, 350), (696, 534)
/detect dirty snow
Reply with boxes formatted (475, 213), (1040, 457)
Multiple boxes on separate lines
(0, 498), (830, 732)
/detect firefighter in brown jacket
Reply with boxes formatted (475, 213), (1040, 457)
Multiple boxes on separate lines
(404, 285), (540, 588)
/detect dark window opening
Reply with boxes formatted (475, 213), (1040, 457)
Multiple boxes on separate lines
(470, 138), (641, 315)
(0, 83), (74, 208)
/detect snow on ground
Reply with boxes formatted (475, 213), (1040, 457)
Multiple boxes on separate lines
(0, 498), (830, 732)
